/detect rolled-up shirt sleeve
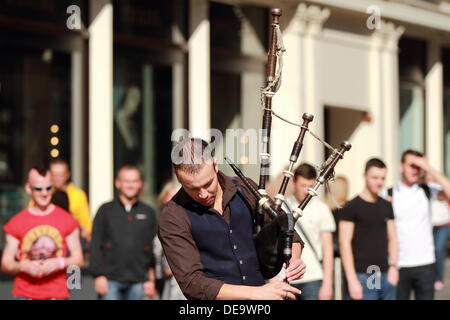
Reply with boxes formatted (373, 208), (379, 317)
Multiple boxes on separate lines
(158, 202), (224, 300)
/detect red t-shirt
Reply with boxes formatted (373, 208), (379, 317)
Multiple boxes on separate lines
(3, 206), (79, 299)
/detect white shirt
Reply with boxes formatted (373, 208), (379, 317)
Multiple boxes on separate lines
(283, 195), (336, 283)
(389, 181), (440, 268)
(429, 182), (450, 226)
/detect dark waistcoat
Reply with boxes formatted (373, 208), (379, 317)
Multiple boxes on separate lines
(185, 186), (265, 286)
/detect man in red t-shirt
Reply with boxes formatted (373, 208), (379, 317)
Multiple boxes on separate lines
(1, 164), (84, 299)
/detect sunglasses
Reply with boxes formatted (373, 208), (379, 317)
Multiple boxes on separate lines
(31, 185), (53, 192)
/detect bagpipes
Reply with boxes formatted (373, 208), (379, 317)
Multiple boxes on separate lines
(225, 9), (352, 280)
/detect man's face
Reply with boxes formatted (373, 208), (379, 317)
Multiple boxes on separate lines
(400, 154), (422, 185)
(50, 163), (70, 190)
(364, 166), (387, 195)
(26, 169), (53, 209)
(115, 169), (143, 200)
(176, 162), (219, 207)
(294, 176), (315, 203)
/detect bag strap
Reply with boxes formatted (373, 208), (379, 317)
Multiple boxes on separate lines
(388, 187), (393, 198)
(419, 183), (431, 200)
(230, 177), (256, 220)
(388, 184), (430, 200)
(388, 184), (431, 215)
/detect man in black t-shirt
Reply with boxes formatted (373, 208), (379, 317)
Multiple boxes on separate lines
(339, 158), (399, 300)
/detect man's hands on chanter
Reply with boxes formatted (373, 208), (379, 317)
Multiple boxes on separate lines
(216, 258), (306, 300)
(253, 258), (306, 300)
(217, 279), (302, 300)
(252, 280), (301, 300)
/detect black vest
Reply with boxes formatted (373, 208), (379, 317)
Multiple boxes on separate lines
(185, 185), (265, 286)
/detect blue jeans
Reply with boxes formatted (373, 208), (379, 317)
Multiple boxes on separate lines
(433, 225), (449, 282)
(291, 280), (322, 300)
(355, 272), (396, 300)
(98, 280), (144, 300)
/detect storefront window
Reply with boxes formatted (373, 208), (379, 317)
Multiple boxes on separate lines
(113, 0), (186, 205)
(114, 0), (174, 41)
(113, 61), (174, 205)
(0, 0), (88, 249)
(399, 82), (425, 152)
(398, 38), (426, 154)
(210, 2), (267, 176)
(0, 0), (87, 25)
(0, 48), (72, 248)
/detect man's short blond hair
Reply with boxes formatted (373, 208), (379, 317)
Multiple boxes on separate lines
(172, 138), (215, 174)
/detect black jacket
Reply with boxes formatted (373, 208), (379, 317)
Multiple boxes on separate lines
(90, 199), (157, 282)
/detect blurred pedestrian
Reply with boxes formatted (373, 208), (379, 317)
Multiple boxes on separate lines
(427, 174), (450, 291)
(51, 190), (70, 212)
(340, 158), (398, 300)
(386, 150), (450, 300)
(49, 159), (92, 243)
(90, 165), (158, 300)
(153, 181), (186, 300)
(325, 175), (349, 259)
(1, 163), (84, 299)
(283, 163), (335, 300)
(325, 175), (349, 300)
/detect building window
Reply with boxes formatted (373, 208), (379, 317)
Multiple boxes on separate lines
(0, 0), (88, 248)
(399, 82), (425, 153)
(113, 0), (186, 205)
(0, 48), (72, 251)
(210, 2), (267, 175)
(398, 38), (426, 154)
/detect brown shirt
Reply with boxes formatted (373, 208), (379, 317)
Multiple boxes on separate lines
(158, 171), (303, 300)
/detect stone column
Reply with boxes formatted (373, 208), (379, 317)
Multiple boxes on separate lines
(378, 21), (404, 185)
(297, 4), (330, 167)
(426, 40), (444, 171)
(89, 0), (113, 216)
(188, 0), (210, 140)
(71, 51), (84, 190)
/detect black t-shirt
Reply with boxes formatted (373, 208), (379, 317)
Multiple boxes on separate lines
(332, 207), (344, 258)
(340, 196), (394, 273)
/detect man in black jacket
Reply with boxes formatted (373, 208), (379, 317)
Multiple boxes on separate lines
(90, 165), (158, 300)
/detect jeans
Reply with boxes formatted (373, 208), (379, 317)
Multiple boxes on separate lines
(98, 280), (144, 300)
(397, 264), (435, 300)
(353, 272), (396, 300)
(433, 225), (449, 282)
(291, 280), (322, 300)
